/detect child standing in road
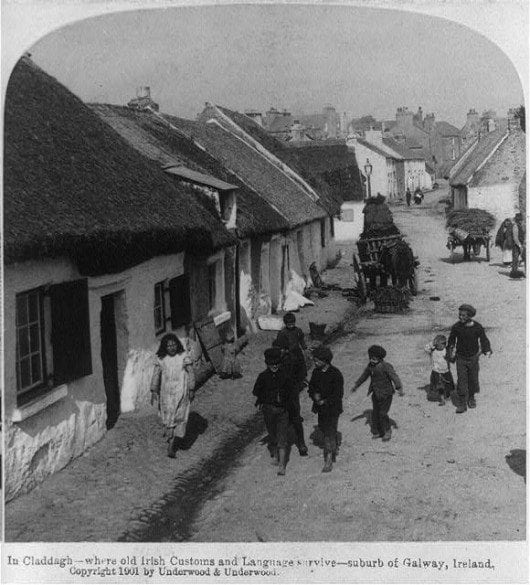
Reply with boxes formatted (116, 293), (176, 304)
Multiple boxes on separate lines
(424, 334), (454, 405)
(447, 304), (492, 413)
(351, 345), (404, 442)
(150, 334), (194, 458)
(219, 330), (242, 380)
(252, 348), (296, 476)
(308, 346), (344, 473)
(275, 312), (309, 456)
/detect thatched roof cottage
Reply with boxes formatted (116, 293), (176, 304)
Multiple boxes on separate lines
(449, 122), (526, 223)
(3, 57), (236, 499)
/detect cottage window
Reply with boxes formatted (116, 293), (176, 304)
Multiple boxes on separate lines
(16, 288), (46, 398)
(15, 279), (92, 406)
(154, 281), (166, 334)
(320, 219), (327, 248)
(154, 275), (192, 334)
(330, 216), (335, 238)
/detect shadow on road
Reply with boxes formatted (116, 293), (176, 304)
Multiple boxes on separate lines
(179, 412), (209, 450)
(505, 449), (526, 483)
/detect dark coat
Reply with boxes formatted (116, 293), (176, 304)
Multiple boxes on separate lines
(355, 360), (402, 398)
(253, 368), (296, 411)
(308, 365), (344, 416)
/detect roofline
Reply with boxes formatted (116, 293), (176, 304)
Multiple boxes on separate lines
(467, 131), (509, 184)
(206, 105), (322, 202)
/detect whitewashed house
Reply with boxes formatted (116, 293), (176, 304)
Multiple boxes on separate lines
(449, 117), (526, 223)
(4, 58), (236, 500)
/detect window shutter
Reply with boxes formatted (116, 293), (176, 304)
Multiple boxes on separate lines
(169, 275), (191, 329)
(50, 279), (92, 385)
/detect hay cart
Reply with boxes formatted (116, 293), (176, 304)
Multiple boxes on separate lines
(352, 233), (419, 303)
(446, 227), (491, 262)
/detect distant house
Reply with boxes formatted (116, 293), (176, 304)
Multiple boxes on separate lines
(449, 121), (525, 222)
(382, 106), (462, 178)
(4, 58), (236, 500)
(347, 130), (402, 200)
(383, 135), (432, 193)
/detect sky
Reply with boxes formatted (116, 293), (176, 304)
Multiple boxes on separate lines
(28, 4), (524, 128)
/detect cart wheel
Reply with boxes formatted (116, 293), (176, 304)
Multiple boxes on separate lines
(486, 241), (490, 262)
(409, 269), (418, 296)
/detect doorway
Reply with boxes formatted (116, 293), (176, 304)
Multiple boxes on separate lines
(100, 291), (127, 430)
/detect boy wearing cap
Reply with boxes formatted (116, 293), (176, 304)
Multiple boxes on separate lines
(308, 346), (344, 472)
(253, 347), (296, 476)
(447, 304), (492, 413)
(351, 345), (404, 442)
(275, 313), (308, 387)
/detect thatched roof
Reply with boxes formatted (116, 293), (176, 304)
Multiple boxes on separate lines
(90, 104), (288, 238)
(4, 58), (235, 275)
(213, 106), (362, 210)
(449, 129), (507, 186)
(469, 130), (525, 187)
(165, 114), (326, 226)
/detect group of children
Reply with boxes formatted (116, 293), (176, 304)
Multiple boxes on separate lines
(254, 303), (492, 476)
(148, 303), (491, 467)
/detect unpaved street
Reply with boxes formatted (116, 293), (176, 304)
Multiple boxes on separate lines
(188, 189), (526, 542)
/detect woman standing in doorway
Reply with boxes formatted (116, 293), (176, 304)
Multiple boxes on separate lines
(150, 333), (194, 457)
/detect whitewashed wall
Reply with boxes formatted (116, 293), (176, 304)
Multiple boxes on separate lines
(4, 251), (197, 500)
(467, 182), (520, 224)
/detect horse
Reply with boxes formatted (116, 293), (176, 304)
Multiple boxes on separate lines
(379, 240), (417, 293)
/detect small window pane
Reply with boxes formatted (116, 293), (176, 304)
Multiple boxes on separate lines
(20, 357), (31, 389)
(28, 292), (39, 322)
(16, 296), (28, 326)
(31, 354), (42, 384)
(30, 323), (40, 352)
(18, 327), (29, 357)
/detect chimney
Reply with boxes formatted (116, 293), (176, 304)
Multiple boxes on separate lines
(290, 120), (305, 141)
(137, 86), (151, 99)
(127, 86), (159, 111)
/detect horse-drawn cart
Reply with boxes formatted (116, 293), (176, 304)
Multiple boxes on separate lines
(353, 233), (419, 303)
(446, 227), (491, 262)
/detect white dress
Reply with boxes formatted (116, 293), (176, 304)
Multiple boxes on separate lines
(152, 352), (192, 437)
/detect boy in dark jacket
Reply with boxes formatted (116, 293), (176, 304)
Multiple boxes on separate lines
(308, 346), (344, 473)
(447, 304), (492, 413)
(352, 345), (403, 441)
(253, 348), (296, 476)
(272, 337), (308, 456)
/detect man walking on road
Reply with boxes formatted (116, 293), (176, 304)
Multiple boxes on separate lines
(509, 213), (525, 278)
(447, 304), (492, 413)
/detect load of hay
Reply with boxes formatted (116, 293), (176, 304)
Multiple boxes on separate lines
(445, 208), (496, 235)
(361, 194), (400, 238)
(372, 286), (410, 313)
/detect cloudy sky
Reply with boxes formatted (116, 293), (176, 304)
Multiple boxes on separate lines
(29, 4), (524, 127)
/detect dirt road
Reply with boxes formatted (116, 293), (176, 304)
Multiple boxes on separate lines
(188, 189), (526, 542)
